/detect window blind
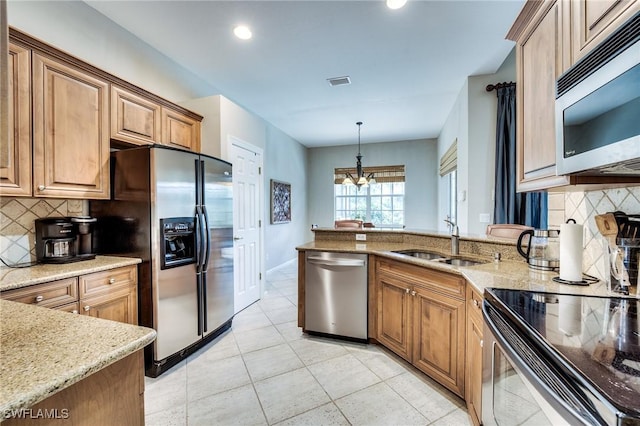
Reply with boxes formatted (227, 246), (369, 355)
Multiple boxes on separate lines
(334, 165), (405, 184)
(439, 139), (457, 176)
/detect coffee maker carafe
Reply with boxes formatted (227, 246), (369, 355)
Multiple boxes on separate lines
(517, 229), (560, 271)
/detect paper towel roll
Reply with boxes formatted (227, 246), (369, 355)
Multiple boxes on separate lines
(559, 222), (584, 282)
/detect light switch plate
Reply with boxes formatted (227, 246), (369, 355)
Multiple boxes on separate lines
(479, 213), (491, 223)
(356, 234), (367, 241)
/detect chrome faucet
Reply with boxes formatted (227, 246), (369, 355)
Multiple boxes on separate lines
(444, 219), (459, 255)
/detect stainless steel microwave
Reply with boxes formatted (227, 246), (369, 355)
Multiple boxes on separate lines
(555, 12), (640, 176)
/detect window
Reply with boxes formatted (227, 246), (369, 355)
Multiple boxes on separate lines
(334, 165), (405, 228)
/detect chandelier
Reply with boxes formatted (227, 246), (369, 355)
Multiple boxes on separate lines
(342, 121), (375, 187)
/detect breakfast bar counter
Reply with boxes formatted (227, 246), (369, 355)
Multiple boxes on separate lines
(0, 300), (156, 424)
(297, 237), (622, 299)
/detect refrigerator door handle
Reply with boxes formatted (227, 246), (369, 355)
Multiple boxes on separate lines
(202, 205), (211, 270)
(202, 270), (208, 333)
(196, 272), (203, 336)
(194, 208), (205, 273)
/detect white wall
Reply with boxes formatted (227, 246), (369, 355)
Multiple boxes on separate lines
(180, 95), (267, 161)
(7, 0), (216, 103)
(308, 139), (438, 229)
(264, 125), (311, 269)
(437, 49), (516, 236)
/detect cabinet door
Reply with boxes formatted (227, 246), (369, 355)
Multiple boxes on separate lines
(1, 42), (31, 196)
(32, 53), (110, 199)
(82, 289), (137, 324)
(111, 85), (161, 146)
(516, 1), (571, 191)
(571, 0), (640, 64)
(376, 272), (412, 362)
(161, 107), (201, 152)
(465, 286), (484, 426)
(79, 265), (138, 325)
(412, 285), (465, 397)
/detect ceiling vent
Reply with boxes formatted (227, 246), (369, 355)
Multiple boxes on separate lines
(327, 76), (351, 87)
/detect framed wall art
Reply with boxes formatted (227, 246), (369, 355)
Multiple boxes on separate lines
(270, 179), (291, 224)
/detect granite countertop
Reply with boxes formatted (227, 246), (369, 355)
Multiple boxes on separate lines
(0, 299), (156, 414)
(0, 256), (142, 292)
(297, 240), (630, 298)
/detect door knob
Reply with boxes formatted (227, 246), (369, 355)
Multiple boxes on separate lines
(233, 236), (243, 241)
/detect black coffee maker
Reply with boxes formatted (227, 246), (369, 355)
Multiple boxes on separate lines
(35, 217), (97, 263)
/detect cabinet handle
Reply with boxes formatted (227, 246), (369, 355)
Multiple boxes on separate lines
(109, 278), (116, 284)
(473, 299), (479, 308)
(84, 305), (90, 312)
(35, 295), (44, 303)
(405, 288), (410, 293)
(480, 339), (483, 348)
(37, 185), (45, 191)
(411, 290), (416, 296)
(72, 310), (79, 314)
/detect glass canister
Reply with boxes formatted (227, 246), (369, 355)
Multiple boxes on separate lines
(611, 238), (640, 296)
(528, 229), (561, 271)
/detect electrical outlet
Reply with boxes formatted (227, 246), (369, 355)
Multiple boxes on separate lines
(356, 234), (367, 241)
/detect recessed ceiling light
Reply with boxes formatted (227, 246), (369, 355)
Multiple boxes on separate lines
(386, 0), (407, 10)
(233, 25), (252, 40)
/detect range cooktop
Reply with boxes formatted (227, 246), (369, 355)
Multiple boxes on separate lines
(485, 288), (640, 419)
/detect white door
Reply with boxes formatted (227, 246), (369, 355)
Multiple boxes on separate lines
(230, 140), (263, 313)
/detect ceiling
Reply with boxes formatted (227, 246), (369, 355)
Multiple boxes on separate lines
(84, 0), (525, 148)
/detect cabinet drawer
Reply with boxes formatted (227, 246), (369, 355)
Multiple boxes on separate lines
(377, 258), (465, 299)
(79, 265), (137, 298)
(1, 278), (78, 308)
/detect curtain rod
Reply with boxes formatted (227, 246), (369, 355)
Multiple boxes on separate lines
(486, 81), (516, 92)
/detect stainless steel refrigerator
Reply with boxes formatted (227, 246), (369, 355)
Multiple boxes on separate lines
(90, 145), (234, 377)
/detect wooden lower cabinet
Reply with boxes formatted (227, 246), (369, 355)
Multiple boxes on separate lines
(3, 351), (145, 426)
(465, 286), (484, 426)
(377, 272), (412, 361)
(412, 285), (465, 396)
(81, 289), (137, 324)
(376, 258), (466, 397)
(1, 265), (138, 325)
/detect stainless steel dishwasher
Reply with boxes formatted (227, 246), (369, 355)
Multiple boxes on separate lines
(305, 251), (368, 341)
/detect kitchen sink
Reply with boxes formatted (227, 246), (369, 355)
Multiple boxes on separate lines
(392, 250), (447, 260)
(437, 258), (486, 267)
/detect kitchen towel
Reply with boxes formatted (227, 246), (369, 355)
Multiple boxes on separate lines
(560, 221), (584, 282)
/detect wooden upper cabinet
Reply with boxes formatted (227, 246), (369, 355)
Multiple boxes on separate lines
(111, 85), (161, 146)
(32, 53), (110, 199)
(513, 0), (571, 191)
(161, 107), (201, 152)
(0, 42), (31, 196)
(571, 0), (640, 64)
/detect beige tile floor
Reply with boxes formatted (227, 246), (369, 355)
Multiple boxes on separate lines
(144, 260), (472, 426)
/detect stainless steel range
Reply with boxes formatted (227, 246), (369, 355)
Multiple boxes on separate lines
(482, 288), (640, 425)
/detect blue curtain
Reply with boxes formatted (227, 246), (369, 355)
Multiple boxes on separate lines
(493, 84), (547, 228)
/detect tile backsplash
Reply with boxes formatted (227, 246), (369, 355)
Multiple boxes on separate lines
(0, 197), (85, 265)
(558, 187), (640, 280)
